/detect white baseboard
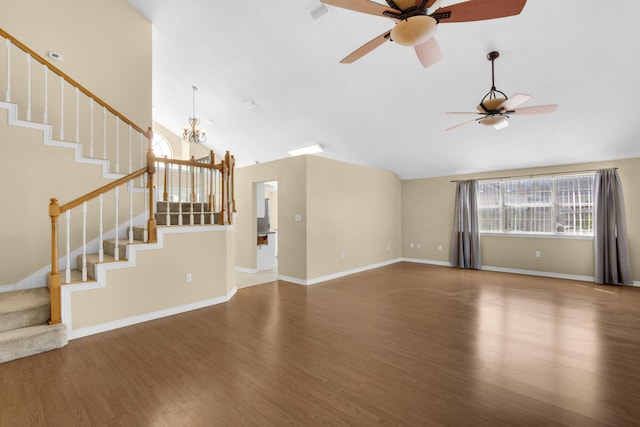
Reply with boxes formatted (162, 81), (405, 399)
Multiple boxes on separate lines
(68, 286), (237, 340)
(236, 266), (258, 274)
(480, 265), (594, 282)
(401, 257), (453, 267)
(278, 258), (403, 286)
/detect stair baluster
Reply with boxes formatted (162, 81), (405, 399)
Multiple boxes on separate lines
(65, 210), (71, 283)
(99, 194), (104, 262)
(114, 186), (120, 261)
(5, 38), (10, 102)
(26, 53), (31, 121)
(89, 98), (94, 157)
(43, 64), (48, 123)
(59, 76), (64, 140)
(82, 202), (87, 281)
(75, 87), (80, 143)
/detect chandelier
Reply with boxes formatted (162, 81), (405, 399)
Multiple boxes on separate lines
(183, 85), (207, 143)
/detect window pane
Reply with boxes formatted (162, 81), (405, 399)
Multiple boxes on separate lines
(477, 174), (594, 236)
(554, 175), (594, 235)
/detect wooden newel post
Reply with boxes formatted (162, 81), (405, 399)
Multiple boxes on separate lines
(48, 198), (62, 325)
(146, 127), (157, 243)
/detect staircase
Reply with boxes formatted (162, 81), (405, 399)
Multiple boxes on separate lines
(0, 288), (68, 363)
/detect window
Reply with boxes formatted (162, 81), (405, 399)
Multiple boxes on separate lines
(151, 131), (173, 159)
(478, 174), (594, 236)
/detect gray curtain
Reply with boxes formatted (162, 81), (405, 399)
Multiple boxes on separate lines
(451, 180), (481, 269)
(594, 169), (632, 285)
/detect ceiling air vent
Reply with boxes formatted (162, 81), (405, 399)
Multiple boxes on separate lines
(308, 3), (329, 21)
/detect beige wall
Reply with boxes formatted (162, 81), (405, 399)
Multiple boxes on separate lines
(235, 156), (307, 279)
(235, 155), (402, 282)
(306, 156), (402, 279)
(70, 229), (233, 330)
(0, 110), (146, 285)
(0, 0), (152, 129)
(402, 158), (640, 281)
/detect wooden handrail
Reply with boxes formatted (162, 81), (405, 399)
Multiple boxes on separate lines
(154, 156), (223, 171)
(0, 27), (146, 135)
(60, 167), (147, 213)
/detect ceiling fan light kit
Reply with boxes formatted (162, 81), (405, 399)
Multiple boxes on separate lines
(321, 0), (528, 67)
(445, 50), (559, 131)
(390, 15), (438, 46)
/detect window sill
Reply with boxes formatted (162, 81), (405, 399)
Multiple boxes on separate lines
(480, 232), (593, 240)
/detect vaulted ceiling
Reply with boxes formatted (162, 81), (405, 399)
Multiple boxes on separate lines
(127, 0), (640, 179)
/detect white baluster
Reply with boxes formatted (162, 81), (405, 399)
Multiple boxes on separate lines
(89, 98), (94, 157)
(75, 87), (80, 143)
(26, 54), (31, 121)
(103, 107), (107, 159)
(209, 169), (214, 225)
(178, 165), (183, 226)
(59, 76), (64, 140)
(200, 168), (205, 225)
(115, 116), (120, 173)
(129, 181), (133, 243)
(65, 210), (71, 283)
(99, 194), (104, 262)
(144, 172), (149, 242)
(190, 165), (195, 225)
(43, 65), (48, 123)
(82, 202), (87, 281)
(114, 186), (120, 261)
(5, 39), (10, 102)
(128, 125), (132, 174)
(165, 162), (170, 227)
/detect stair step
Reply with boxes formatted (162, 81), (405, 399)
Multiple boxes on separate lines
(0, 323), (68, 364)
(156, 212), (219, 226)
(156, 201), (209, 213)
(76, 253), (123, 280)
(103, 239), (129, 258)
(0, 288), (50, 333)
(130, 226), (147, 242)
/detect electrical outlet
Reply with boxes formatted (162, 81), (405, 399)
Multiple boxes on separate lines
(437, 245), (443, 251)
(410, 243), (414, 248)
(186, 273), (192, 283)
(387, 244), (391, 251)
(416, 243), (421, 249)
(340, 251), (345, 259)
(535, 251), (541, 258)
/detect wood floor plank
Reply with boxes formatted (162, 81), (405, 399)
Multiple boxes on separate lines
(2, 262), (640, 426)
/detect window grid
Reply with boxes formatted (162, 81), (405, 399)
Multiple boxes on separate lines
(478, 174), (594, 236)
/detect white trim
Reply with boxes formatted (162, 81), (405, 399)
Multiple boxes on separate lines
(62, 225), (234, 335)
(68, 287), (237, 340)
(401, 257), (453, 267)
(0, 284), (17, 293)
(236, 266), (258, 274)
(480, 265), (594, 282)
(0, 101), (123, 179)
(278, 258), (403, 286)
(481, 232), (593, 240)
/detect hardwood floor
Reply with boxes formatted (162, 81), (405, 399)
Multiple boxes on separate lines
(2, 262), (640, 426)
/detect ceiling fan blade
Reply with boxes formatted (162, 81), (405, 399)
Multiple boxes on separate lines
(414, 37), (442, 68)
(499, 93), (531, 111)
(433, 0), (527, 23)
(445, 118), (478, 131)
(512, 105), (559, 115)
(340, 31), (391, 64)
(445, 112), (483, 115)
(321, 0), (400, 17)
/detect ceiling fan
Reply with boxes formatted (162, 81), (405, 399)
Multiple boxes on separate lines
(321, 0), (527, 67)
(445, 51), (558, 131)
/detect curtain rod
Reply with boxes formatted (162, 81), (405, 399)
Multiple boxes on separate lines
(450, 168), (616, 183)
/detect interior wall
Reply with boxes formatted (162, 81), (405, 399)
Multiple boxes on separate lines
(306, 156), (402, 280)
(402, 158), (640, 281)
(0, 110), (146, 286)
(235, 156), (307, 280)
(0, 0), (152, 129)
(70, 229), (233, 330)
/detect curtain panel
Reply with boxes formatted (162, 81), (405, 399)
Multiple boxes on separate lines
(451, 180), (481, 269)
(594, 169), (633, 285)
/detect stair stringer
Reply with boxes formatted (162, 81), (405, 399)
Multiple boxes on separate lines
(0, 101), (125, 180)
(6, 211), (150, 293)
(61, 224), (237, 340)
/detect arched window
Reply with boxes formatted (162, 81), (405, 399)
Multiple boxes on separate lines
(151, 131), (173, 159)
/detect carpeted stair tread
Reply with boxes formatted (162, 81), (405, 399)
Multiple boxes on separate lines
(0, 288), (50, 333)
(0, 323), (68, 364)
